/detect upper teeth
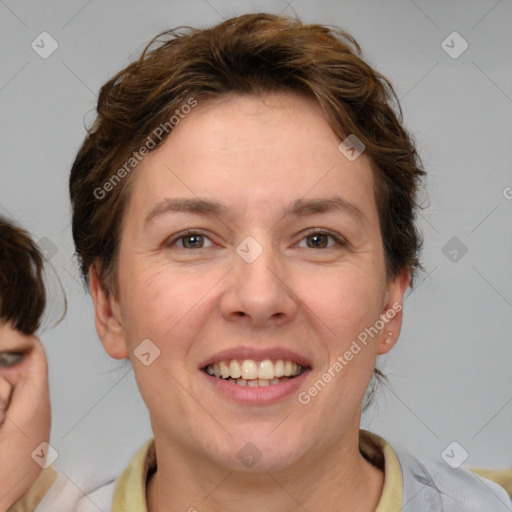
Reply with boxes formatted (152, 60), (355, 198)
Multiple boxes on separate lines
(205, 359), (303, 380)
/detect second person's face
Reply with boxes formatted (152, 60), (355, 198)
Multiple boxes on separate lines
(0, 323), (51, 511)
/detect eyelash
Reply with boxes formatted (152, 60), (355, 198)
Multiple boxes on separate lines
(0, 352), (25, 368)
(167, 229), (347, 250)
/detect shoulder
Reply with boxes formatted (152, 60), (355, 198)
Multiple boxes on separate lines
(395, 450), (512, 511)
(9, 468), (85, 512)
(73, 439), (154, 512)
(37, 472), (88, 512)
(74, 481), (116, 512)
(361, 430), (512, 511)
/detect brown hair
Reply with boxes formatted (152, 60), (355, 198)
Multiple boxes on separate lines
(0, 217), (46, 335)
(70, 13), (425, 297)
(70, 13), (427, 411)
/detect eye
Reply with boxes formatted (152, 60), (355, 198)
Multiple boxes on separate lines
(0, 352), (25, 368)
(167, 230), (214, 250)
(297, 230), (347, 249)
(165, 229), (346, 251)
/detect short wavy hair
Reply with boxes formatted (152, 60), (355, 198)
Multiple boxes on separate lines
(0, 217), (46, 335)
(70, 13), (426, 298)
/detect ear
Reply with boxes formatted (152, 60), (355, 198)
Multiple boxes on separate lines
(89, 265), (129, 360)
(377, 267), (410, 355)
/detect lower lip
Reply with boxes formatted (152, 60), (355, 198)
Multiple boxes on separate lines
(201, 369), (311, 405)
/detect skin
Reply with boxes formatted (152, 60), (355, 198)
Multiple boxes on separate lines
(0, 323), (51, 512)
(91, 92), (410, 512)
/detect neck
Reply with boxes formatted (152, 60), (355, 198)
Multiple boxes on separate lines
(147, 429), (384, 512)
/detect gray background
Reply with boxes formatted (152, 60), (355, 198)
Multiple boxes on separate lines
(1, 0), (511, 492)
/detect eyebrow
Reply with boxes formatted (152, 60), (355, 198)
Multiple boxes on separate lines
(144, 195), (365, 225)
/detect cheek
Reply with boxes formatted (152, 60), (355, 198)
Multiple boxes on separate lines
(301, 268), (384, 336)
(0, 358), (30, 387)
(120, 262), (210, 352)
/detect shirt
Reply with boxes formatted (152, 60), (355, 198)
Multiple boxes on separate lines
(8, 467), (84, 512)
(75, 430), (512, 511)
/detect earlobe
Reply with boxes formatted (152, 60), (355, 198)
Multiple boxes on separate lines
(89, 265), (129, 360)
(378, 330), (396, 355)
(377, 267), (410, 355)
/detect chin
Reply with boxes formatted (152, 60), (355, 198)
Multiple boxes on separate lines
(213, 429), (305, 473)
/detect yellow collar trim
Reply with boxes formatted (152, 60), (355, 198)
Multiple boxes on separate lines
(112, 432), (403, 511)
(8, 467), (58, 512)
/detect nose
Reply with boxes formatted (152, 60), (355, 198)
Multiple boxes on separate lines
(219, 237), (298, 328)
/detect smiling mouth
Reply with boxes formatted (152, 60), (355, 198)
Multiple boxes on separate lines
(203, 358), (308, 387)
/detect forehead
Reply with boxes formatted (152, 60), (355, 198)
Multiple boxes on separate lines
(0, 322), (32, 347)
(126, 92), (378, 226)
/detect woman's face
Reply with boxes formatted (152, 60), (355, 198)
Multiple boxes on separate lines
(94, 92), (409, 472)
(0, 323), (51, 509)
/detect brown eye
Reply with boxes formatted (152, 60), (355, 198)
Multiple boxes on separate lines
(0, 352), (25, 368)
(181, 234), (205, 249)
(306, 233), (329, 248)
(167, 230), (214, 250)
(298, 230), (346, 249)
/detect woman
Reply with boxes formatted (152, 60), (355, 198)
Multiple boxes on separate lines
(0, 217), (79, 512)
(0, 217), (52, 512)
(69, 13), (511, 511)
